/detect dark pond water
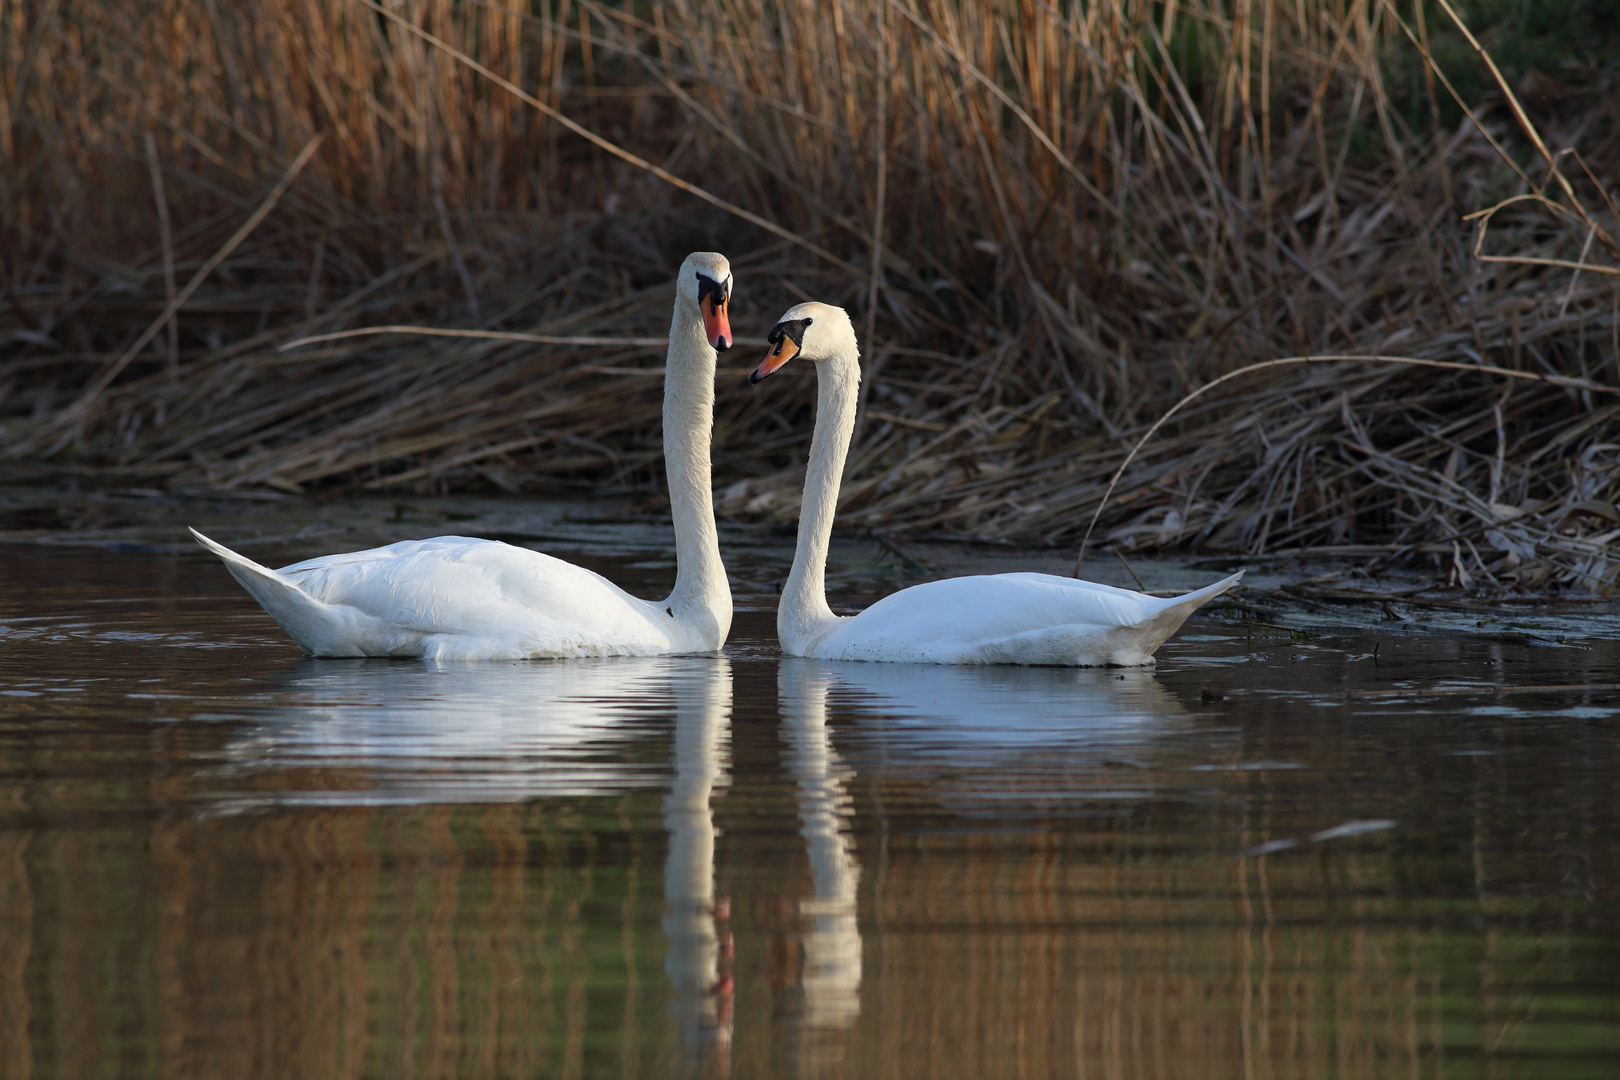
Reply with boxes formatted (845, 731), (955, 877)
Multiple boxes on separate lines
(1, 518), (1618, 1079)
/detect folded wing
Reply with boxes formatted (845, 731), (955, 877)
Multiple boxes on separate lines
(193, 530), (674, 659)
(811, 570), (1242, 665)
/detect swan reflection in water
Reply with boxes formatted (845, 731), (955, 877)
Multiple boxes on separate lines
(662, 658), (735, 1063)
(215, 657), (687, 806)
(798, 660), (1184, 765)
(216, 657), (742, 1064)
(214, 653), (1187, 1072)
(778, 662), (863, 1036)
(767, 658), (1184, 1059)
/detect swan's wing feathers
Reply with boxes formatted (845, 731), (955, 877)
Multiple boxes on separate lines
(278, 537), (668, 651)
(194, 532), (673, 657)
(853, 573), (1160, 635)
(822, 570), (1242, 665)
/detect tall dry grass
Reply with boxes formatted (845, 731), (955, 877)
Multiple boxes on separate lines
(2, 0), (1618, 588)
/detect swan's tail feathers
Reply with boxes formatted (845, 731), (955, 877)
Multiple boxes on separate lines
(189, 527), (333, 655)
(1121, 566), (1244, 660)
(1136, 569), (1245, 653)
(1163, 569), (1245, 620)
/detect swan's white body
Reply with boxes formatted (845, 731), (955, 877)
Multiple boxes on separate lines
(752, 302), (1242, 666)
(193, 253), (736, 660)
(191, 532), (723, 660)
(795, 570), (1240, 665)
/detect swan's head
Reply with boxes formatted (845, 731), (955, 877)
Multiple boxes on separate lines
(678, 252), (733, 352)
(748, 302), (854, 384)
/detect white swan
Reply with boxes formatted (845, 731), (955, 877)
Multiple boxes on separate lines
(191, 252), (736, 660)
(747, 301), (1242, 665)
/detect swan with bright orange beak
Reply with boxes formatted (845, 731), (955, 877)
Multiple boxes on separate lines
(186, 252), (738, 659)
(696, 265), (732, 351)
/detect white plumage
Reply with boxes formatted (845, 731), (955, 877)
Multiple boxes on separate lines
(799, 570), (1242, 665)
(749, 301), (1242, 666)
(190, 531), (710, 660)
(193, 252), (737, 659)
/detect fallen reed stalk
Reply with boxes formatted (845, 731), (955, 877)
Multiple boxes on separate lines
(1, 0), (1617, 590)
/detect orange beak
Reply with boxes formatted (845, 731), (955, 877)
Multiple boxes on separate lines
(748, 335), (799, 384)
(701, 293), (732, 351)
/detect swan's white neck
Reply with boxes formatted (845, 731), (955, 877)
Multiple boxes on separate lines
(664, 299), (732, 646)
(779, 342), (860, 654)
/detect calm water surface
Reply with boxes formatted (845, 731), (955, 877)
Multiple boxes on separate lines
(1, 537), (1618, 1079)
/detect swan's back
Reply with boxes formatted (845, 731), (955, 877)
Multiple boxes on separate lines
(278, 537), (677, 658)
(808, 570), (1241, 666)
(193, 531), (686, 660)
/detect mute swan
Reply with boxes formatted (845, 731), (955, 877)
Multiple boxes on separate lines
(192, 252), (737, 660)
(748, 302), (1242, 665)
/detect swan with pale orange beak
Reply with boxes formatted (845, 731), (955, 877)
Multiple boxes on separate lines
(748, 301), (1242, 665)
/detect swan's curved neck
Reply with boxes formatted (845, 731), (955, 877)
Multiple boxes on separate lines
(780, 346), (860, 652)
(665, 302), (731, 642)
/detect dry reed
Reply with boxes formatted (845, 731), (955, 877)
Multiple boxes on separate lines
(1, 0), (1617, 589)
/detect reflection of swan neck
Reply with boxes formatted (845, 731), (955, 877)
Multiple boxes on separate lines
(782, 666), (862, 1031)
(663, 680), (724, 910)
(665, 293), (731, 643)
(663, 665), (733, 1051)
(780, 347), (860, 654)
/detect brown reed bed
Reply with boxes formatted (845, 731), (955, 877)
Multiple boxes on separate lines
(2, 0), (1618, 590)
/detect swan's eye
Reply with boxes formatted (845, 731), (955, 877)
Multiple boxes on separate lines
(773, 318), (812, 347)
(696, 272), (727, 310)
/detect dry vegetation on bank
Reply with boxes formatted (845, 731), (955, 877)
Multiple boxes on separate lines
(2, 0), (1618, 588)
